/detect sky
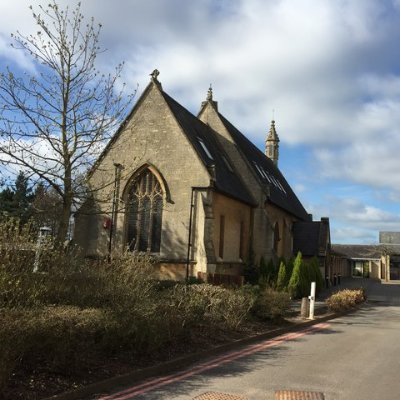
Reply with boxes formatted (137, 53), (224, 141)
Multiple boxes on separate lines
(0, 0), (400, 244)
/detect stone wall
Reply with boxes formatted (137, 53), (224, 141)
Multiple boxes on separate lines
(212, 192), (252, 263)
(199, 102), (277, 263)
(76, 82), (211, 260)
(380, 231), (400, 244)
(264, 203), (298, 260)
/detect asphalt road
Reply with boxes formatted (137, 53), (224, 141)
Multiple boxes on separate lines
(99, 280), (400, 400)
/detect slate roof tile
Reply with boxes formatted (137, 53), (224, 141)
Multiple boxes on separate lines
(217, 113), (310, 221)
(161, 91), (256, 206)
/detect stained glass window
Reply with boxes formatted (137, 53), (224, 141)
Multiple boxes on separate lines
(126, 169), (163, 252)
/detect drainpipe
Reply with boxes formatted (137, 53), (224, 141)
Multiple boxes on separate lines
(108, 163), (123, 260)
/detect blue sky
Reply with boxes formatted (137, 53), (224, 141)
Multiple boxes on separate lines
(1, 0), (400, 244)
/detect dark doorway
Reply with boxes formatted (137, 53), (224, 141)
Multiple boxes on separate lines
(390, 256), (400, 280)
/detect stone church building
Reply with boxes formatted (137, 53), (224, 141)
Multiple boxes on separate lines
(75, 70), (316, 282)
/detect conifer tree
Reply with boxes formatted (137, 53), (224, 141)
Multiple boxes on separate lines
(0, 171), (33, 223)
(285, 257), (294, 288)
(288, 251), (306, 298)
(309, 257), (324, 293)
(276, 260), (287, 291)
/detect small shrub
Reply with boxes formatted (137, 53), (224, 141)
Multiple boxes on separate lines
(326, 289), (366, 312)
(276, 261), (287, 291)
(222, 287), (257, 329)
(252, 287), (291, 320)
(308, 257), (324, 294)
(158, 284), (208, 341)
(190, 284), (256, 329)
(284, 258), (294, 288)
(288, 252), (308, 299)
(243, 248), (259, 285)
(187, 276), (204, 285)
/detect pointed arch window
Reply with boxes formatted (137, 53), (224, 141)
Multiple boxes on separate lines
(126, 169), (163, 252)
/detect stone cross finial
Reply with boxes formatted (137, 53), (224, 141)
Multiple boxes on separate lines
(207, 85), (213, 101)
(150, 69), (160, 82)
(200, 84), (218, 111)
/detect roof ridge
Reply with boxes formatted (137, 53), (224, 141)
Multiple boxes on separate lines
(160, 90), (256, 206)
(217, 111), (309, 221)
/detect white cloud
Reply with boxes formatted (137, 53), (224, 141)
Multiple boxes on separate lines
(1, 0), (400, 243)
(332, 226), (377, 244)
(0, 34), (36, 71)
(309, 194), (400, 243)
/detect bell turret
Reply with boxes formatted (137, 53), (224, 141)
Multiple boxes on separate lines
(265, 120), (280, 166)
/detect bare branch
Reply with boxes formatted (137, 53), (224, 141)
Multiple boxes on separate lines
(0, 0), (133, 243)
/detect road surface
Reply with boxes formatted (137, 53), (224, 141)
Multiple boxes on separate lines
(97, 280), (400, 400)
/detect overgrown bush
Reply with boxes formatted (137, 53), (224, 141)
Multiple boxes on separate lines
(252, 287), (291, 320)
(157, 285), (208, 341)
(326, 289), (366, 312)
(190, 284), (257, 329)
(0, 309), (29, 394)
(0, 306), (114, 391)
(0, 218), (294, 396)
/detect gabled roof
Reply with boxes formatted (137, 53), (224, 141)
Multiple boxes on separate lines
(293, 219), (330, 257)
(160, 91), (256, 206)
(332, 243), (400, 258)
(331, 244), (382, 259)
(217, 113), (310, 220)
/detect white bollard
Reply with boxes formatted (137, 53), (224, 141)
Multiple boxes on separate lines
(308, 281), (316, 320)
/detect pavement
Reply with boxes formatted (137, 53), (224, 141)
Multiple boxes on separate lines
(44, 277), (395, 400)
(288, 277), (365, 316)
(319, 276), (400, 304)
(134, 286), (400, 400)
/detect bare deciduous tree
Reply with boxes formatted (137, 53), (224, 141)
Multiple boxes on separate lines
(0, 1), (133, 244)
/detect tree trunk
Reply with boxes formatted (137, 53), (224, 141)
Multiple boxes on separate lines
(56, 196), (72, 246)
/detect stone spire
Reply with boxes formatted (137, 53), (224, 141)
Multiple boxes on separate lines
(265, 120), (280, 166)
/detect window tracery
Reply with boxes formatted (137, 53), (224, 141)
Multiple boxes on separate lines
(126, 169), (163, 252)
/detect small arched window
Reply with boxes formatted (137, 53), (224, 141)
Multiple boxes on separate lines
(126, 169), (163, 252)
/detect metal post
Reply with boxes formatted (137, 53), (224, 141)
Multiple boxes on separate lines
(186, 188), (195, 284)
(308, 281), (316, 320)
(108, 163), (123, 260)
